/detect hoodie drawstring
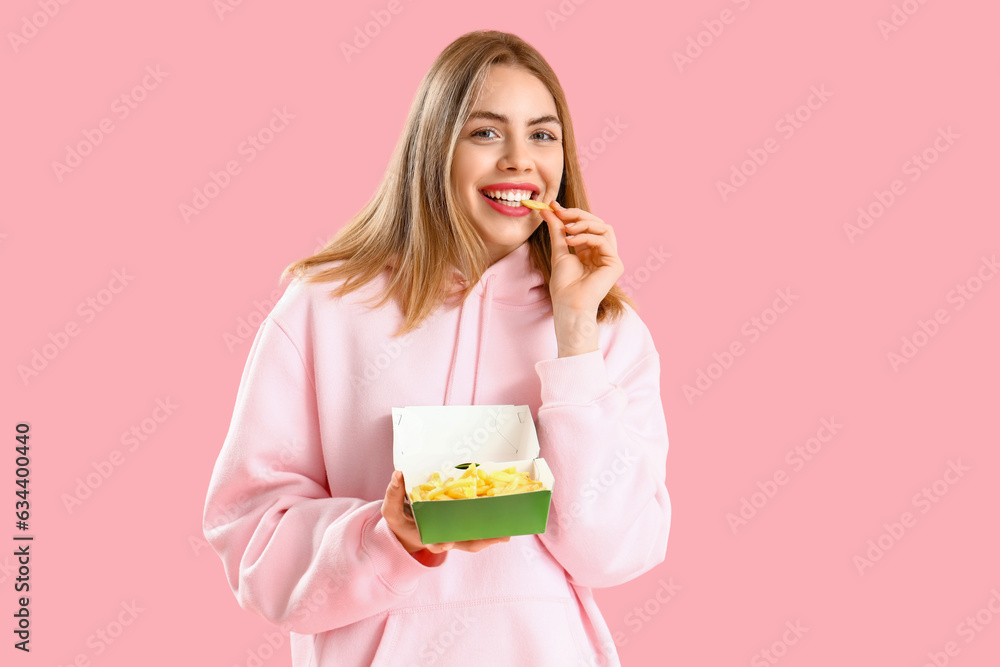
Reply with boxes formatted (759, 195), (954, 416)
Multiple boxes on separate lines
(472, 275), (494, 406)
(443, 274), (494, 406)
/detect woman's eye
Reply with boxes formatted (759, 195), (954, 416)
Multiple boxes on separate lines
(533, 130), (558, 141)
(471, 128), (558, 141)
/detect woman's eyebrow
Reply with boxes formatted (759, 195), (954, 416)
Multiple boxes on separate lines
(465, 110), (561, 126)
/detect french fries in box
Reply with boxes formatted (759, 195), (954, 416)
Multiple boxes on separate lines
(391, 405), (554, 544)
(409, 463), (545, 501)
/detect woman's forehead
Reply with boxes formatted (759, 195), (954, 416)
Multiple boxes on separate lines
(466, 67), (558, 122)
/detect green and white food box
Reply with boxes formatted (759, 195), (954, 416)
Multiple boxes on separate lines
(392, 404), (554, 544)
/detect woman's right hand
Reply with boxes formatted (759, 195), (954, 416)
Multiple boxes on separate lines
(381, 470), (510, 556)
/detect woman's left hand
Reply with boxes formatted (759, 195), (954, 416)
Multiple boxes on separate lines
(540, 201), (624, 315)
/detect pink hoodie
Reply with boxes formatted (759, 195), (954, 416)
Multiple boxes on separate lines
(203, 240), (671, 666)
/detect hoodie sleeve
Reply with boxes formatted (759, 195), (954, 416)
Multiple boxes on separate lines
(532, 308), (671, 589)
(203, 316), (439, 635)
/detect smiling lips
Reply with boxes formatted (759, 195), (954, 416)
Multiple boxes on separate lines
(479, 184), (541, 216)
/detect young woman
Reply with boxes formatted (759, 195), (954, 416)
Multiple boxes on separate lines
(203, 30), (671, 667)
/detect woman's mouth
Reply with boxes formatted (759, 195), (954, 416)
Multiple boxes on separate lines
(479, 188), (537, 217)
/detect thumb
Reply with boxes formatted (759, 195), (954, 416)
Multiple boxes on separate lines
(387, 470), (403, 496)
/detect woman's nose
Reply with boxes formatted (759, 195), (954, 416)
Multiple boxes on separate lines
(499, 139), (532, 171)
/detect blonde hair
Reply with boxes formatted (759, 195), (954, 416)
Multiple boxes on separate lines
(281, 30), (637, 337)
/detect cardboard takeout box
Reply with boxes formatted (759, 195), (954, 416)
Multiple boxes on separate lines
(392, 404), (554, 544)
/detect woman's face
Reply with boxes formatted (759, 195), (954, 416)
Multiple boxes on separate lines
(451, 64), (564, 265)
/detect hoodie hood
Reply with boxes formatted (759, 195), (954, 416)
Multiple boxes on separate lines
(443, 241), (549, 405)
(446, 240), (549, 306)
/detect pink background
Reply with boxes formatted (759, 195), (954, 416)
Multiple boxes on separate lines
(4, 1), (998, 665)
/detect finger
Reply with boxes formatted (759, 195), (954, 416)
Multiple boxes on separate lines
(386, 471), (416, 520)
(385, 470), (402, 497)
(479, 538), (510, 551)
(561, 217), (611, 241)
(552, 207), (613, 246)
(564, 232), (616, 256)
(456, 536), (511, 552)
(564, 221), (610, 241)
(567, 221), (618, 252)
(551, 201), (588, 221)
(541, 208), (572, 262)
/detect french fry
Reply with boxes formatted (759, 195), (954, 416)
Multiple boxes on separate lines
(520, 199), (552, 211)
(501, 476), (523, 494)
(409, 464), (543, 501)
(426, 486), (449, 500)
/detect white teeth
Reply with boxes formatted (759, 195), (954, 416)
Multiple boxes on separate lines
(482, 188), (534, 203)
